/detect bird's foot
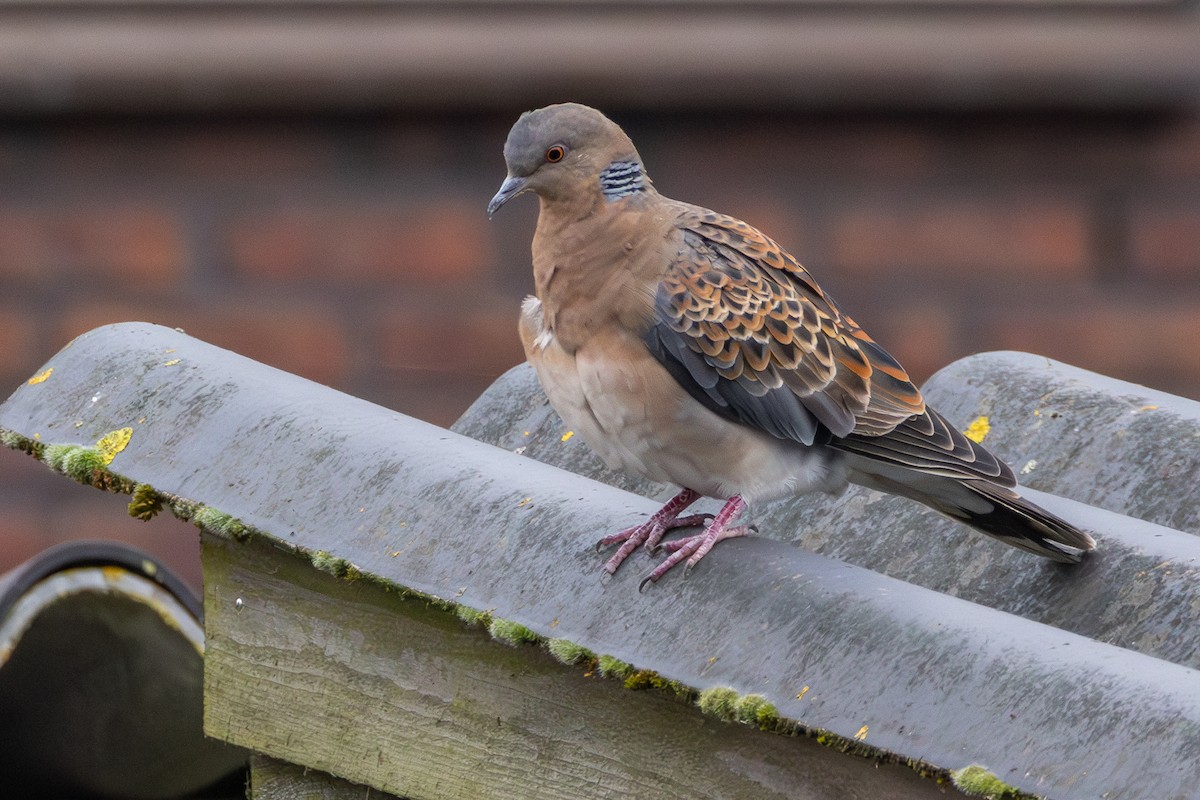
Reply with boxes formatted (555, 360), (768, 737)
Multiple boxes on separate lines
(598, 513), (714, 574)
(638, 496), (749, 591)
(597, 488), (706, 574)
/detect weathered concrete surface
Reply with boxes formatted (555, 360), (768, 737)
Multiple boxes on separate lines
(921, 351), (1200, 534)
(2, 323), (1199, 799)
(454, 359), (1200, 669)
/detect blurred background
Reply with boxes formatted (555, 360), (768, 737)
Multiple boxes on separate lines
(0, 1), (1198, 589)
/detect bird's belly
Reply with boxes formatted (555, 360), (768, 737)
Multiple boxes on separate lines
(571, 334), (848, 503)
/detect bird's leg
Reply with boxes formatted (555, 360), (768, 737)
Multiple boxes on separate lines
(597, 488), (711, 574)
(639, 495), (749, 590)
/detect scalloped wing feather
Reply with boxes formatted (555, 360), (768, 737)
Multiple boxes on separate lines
(654, 205), (924, 437)
(649, 204), (1016, 485)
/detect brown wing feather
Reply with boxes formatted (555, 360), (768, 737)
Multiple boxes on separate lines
(658, 205), (924, 438)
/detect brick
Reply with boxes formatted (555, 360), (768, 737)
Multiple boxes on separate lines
(981, 297), (1200, 398)
(0, 446), (51, 500)
(0, 210), (47, 282)
(730, 200), (810, 256)
(790, 124), (934, 182)
(832, 200), (1091, 279)
(657, 118), (934, 188)
(1130, 202), (1200, 280)
(0, 306), (39, 376)
(56, 299), (351, 388)
(227, 201), (488, 285)
(380, 118), (460, 167)
(0, 506), (53, 578)
(858, 302), (963, 389)
(0, 207), (185, 286)
(375, 306), (524, 377)
(162, 125), (337, 182)
(51, 120), (336, 183)
(373, 306), (526, 425)
(371, 372), (501, 429)
(1146, 118), (1200, 178)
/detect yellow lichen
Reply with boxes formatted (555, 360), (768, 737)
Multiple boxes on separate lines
(95, 427), (133, 466)
(27, 368), (53, 385)
(964, 416), (991, 444)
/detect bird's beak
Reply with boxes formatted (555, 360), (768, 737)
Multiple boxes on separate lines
(487, 175), (529, 218)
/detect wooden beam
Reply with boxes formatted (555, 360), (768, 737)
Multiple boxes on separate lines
(250, 754), (402, 800)
(206, 534), (962, 800)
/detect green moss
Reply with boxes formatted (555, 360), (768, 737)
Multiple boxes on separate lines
(61, 446), (107, 484)
(168, 497), (199, 522)
(307, 550), (368, 582)
(311, 549), (348, 576)
(454, 605), (492, 628)
(193, 506), (251, 542)
(696, 687), (793, 733)
(0, 428), (22, 450)
(546, 638), (595, 666)
(623, 669), (657, 690)
(951, 765), (1033, 799)
(658, 677), (694, 700)
(735, 694), (780, 730)
(596, 654), (633, 679)
(488, 617), (538, 647)
(43, 443), (77, 472)
(697, 686), (741, 721)
(0, 428), (43, 458)
(128, 483), (164, 521)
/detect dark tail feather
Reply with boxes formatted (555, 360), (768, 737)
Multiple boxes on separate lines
(953, 481), (1097, 563)
(846, 455), (1098, 563)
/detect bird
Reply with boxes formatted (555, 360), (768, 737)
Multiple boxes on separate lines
(487, 102), (1095, 587)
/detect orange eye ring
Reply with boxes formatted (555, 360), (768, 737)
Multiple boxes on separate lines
(545, 145), (566, 163)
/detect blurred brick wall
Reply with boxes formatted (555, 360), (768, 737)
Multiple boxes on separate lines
(2, 107), (1199, 587)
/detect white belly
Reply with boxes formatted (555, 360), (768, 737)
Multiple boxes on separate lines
(519, 297), (848, 504)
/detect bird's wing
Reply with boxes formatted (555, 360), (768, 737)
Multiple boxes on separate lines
(647, 205), (1013, 484)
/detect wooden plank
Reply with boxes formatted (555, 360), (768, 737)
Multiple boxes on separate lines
(205, 533), (962, 800)
(251, 755), (404, 800)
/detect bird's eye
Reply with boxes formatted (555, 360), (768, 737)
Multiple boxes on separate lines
(545, 145), (566, 163)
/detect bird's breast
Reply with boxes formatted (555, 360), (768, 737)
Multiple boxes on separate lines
(531, 209), (669, 353)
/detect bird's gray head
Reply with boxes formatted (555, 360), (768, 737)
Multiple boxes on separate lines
(487, 103), (646, 217)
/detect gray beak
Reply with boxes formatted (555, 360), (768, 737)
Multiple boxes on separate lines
(487, 175), (529, 218)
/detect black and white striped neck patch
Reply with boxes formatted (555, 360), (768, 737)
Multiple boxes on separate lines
(600, 161), (646, 200)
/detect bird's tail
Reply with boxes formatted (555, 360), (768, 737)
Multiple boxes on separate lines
(848, 460), (1096, 563)
(948, 480), (1096, 563)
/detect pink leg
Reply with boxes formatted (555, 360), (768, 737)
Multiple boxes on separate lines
(597, 488), (712, 575)
(638, 495), (749, 591)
